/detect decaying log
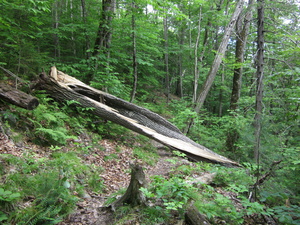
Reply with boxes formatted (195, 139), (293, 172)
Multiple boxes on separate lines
(0, 83), (39, 110)
(109, 164), (147, 210)
(185, 203), (211, 225)
(35, 68), (239, 166)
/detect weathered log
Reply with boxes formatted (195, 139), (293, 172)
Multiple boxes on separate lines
(109, 164), (147, 210)
(35, 68), (239, 166)
(0, 83), (39, 110)
(185, 203), (211, 225)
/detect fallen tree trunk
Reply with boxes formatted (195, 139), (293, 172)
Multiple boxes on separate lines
(0, 83), (39, 110)
(185, 203), (211, 225)
(35, 68), (239, 166)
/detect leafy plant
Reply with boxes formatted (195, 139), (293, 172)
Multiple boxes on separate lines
(0, 188), (21, 222)
(141, 175), (196, 215)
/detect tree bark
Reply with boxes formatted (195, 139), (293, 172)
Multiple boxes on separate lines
(93, 0), (116, 54)
(192, 7), (202, 103)
(35, 68), (239, 166)
(81, 0), (91, 60)
(52, 0), (60, 60)
(163, 11), (170, 103)
(253, 0), (265, 201)
(218, 66), (225, 117)
(226, 0), (253, 152)
(86, 0), (116, 83)
(0, 84), (39, 110)
(109, 164), (147, 210)
(130, 1), (138, 103)
(230, 0), (253, 111)
(185, 203), (211, 225)
(254, 0), (265, 163)
(184, 0), (244, 134)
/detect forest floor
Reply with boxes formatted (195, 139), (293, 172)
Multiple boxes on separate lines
(0, 130), (197, 224)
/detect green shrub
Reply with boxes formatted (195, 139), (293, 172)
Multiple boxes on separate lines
(141, 175), (196, 216)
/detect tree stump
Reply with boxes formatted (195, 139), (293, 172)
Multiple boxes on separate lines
(109, 164), (147, 211)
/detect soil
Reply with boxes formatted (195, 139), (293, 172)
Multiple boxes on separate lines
(0, 132), (193, 225)
(0, 131), (270, 225)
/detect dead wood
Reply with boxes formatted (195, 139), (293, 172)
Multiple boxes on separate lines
(109, 164), (147, 211)
(0, 83), (39, 110)
(185, 203), (211, 225)
(254, 160), (282, 187)
(34, 67), (240, 166)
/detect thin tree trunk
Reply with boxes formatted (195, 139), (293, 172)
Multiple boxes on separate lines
(230, 0), (253, 111)
(163, 12), (170, 103)
(70, 0), (76, 56)
(226, 0), (253, 152)
(192, 7), (202, 103)
(218, 65), (225, 117)
(253, 0), (265, 201)
(81, 0), (91, 59)
(130, 1), (137, 103)
(53, 0), (60, 60)
(176, 15), (185, 98)
(254, 0), (265, 163)
(184, 0), (244, 134)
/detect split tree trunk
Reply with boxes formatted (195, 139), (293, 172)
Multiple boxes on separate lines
(0, 84), (39, 110)
(34, 68), (239, 166)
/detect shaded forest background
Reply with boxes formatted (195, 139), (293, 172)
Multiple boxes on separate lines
(0, 0), (299, 224)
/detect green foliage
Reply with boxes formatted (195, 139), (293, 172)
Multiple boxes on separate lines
(133, 145), (158, 166)
(0, 188), (21, 203)
(141, 175), (196, 216)
(194, 185), (244, 224)
(0, 149), (104, 224)
(211, 166), (253, 187)
(272, 205), (300, 225)
(11, 173), (78, 225)
(0, 188), (21, 221)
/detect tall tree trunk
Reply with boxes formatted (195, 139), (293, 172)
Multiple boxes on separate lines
(226, 0), (253, 152)
(93, 0), (116, 54)
(81, 0), (91, 60)
(218, 65), (225, 117)
(70, 0), (76, 56)
(184, 0), (244, 134)
(254, 0), (265, 163)
(163, 12), (170, 103)
(253, 0), (265, 202)
(53, 0), (60, 60)
(86, 0), (116, 83)
(230, 0), (253, 111)
(175, 10), (185, 98)
(130, 1), (137, 103)
(192, 7), (202, 103)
